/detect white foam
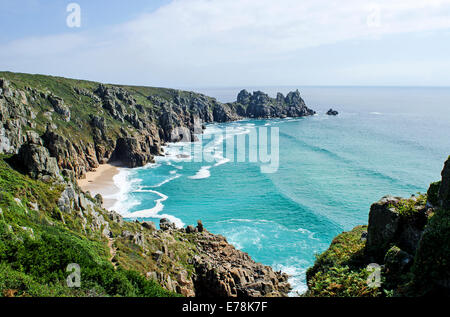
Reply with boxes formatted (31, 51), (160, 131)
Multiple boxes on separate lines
(214, 157), (231, 167)
(109, 168), (141, 214)
(370, 112), (382, 115)
(150, 174), (181, 187)
(142, 163), (161, 169)
(158, 144), (192, 163)
(272, 261), (309, 296)
(188, 166), (211, 179)
(122, 189), (185, 228)
(165, 161), (184, 170)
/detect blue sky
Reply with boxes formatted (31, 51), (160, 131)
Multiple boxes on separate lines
(1, 0), (450, 87)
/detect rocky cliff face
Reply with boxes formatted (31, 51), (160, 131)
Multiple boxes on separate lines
(0, 72), (315, 179)
(141, 219), (291, 297)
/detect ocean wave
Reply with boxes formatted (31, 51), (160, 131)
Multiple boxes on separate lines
(166, 161), (184, 170)
(188, 166), (211, 179)
(215, 218), (320, 241)
(272, 260), (310, 296)
(109, 168), (141, 213)
(122, 189), (185, 228)
(149, 174), (181, 188)
(214, 157), (231, 167)
(141, 163), (161, 169)
(279, 130), (418, 188)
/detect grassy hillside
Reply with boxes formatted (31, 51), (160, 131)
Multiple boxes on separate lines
(0, 154), (178, 297)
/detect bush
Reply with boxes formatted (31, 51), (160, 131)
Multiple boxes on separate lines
(412, 208), (450, 295)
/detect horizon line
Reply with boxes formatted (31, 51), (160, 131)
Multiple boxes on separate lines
(2, 70), (450, 91)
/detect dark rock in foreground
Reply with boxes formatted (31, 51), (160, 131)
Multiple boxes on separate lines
(152, 219), (291, 297)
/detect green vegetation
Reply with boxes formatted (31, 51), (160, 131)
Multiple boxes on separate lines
(412, 207), (450, 295)
(306, 226), (381, 297)
(388, 194), (427, 217)
(0, 155), (177, 297)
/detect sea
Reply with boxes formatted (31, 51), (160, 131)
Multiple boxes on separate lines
(109, 86), (450, 295)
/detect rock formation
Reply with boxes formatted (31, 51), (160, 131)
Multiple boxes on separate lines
(233, 89), (315, 118)
(192, 230), (291, 297)
(142, 219), (291, 297)
(326, 108), (339, 115)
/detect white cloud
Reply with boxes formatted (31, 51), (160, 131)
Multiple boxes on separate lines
(1, 0), (450, 86)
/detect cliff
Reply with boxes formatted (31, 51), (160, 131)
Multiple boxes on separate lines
(306, 156), (450, 297)
(0, 71), (303, 297)
(0, 72), (315, 179)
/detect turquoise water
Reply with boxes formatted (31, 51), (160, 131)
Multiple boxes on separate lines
(111, 87), (450, 294)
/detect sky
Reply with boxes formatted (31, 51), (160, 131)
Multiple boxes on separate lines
(1, 0), (450, 88)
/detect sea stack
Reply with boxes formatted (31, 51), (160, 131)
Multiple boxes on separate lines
(326, 108), (339, 116)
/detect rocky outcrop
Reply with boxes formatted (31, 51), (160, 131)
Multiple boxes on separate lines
(110, 136), (156, 168)
(192, 230), (291, 297)
(48, 95), (71, 122)
(365, 195), (429, 262)
(43, 126), (100, 178)
(139, 218), (291, 297)
(17, 131), (61, 181)
(233, 89), (315, 119)
(326, 109), (339, 116)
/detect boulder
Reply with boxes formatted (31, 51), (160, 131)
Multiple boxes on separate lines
(17, 138), (61, 180)
(121, 230), (145, 247)
(94, 193), (103, 206)
(160, 218), (176, 231)
(142, 221), (156, 231)
(186, 225), (196, 234)
(197, 220), (204, 233)
(48, 95), (71, 122)
(326, 109), (339, 116)
(384, 245), (413, 284)
(366, 196), (402, 260)
(107, 210), (124, 225)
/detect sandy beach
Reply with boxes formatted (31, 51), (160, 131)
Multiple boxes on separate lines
(77, 164), (120, 210)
